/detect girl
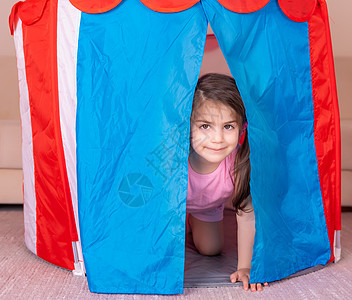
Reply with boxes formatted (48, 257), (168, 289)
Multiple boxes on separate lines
(187, 73), (267, 292)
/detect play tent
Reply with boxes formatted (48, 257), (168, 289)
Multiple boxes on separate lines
(9, 0), (341, 294)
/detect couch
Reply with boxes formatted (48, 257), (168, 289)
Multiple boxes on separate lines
(0, 52), (351, 207)
(0, 56), (22, 204)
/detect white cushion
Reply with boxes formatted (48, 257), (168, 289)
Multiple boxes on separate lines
(0, 169), (23, 204)
(0, 120), (22, 169)
(342, 170), (352, 207)
(341, 119), (352, 171)
(341, 119), (352, 207)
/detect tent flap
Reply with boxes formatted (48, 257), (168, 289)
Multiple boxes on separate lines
(202, 0), (333, 283)
(76, 0), (207, 294)
(9, 0), (49, 35)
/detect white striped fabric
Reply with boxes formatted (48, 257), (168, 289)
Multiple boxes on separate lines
(57, 0), (83, 268)
(13, 18), (37, 255)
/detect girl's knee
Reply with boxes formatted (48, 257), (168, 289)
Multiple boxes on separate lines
(189, 215), (224, 256)
(195, 240), (223, 256)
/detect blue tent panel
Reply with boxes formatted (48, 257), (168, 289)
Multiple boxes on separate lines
(202, 0), (331, 283)
(76, 0), (207, 294)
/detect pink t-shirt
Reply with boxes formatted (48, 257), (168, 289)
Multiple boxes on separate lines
(186, 150), (236, 222)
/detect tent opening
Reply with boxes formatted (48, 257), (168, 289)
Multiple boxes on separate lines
(184, 27), (240, 287)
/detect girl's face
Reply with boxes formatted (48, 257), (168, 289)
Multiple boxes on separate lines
(190, 99), (241, 169)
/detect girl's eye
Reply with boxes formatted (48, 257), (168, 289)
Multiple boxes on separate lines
(200, 124), (210, 129)
(224, 124), (234, 130)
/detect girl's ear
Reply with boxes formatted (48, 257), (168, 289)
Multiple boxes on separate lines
(238, 122), (248, 146)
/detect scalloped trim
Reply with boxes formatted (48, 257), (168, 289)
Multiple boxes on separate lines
(68, 0), (200, 14)
(69, 0), (123, 14)
(139, 0), (200, 13)
(217, 0), (270, 14)
(10, 0), (318, 27)
(66, 0), (317, 22)
(278, 0), (317, 23)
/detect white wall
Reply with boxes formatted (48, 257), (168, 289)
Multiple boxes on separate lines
(0, 1), (19, 119)
(1, 0), (17, 56)
(326, 0), (352, 118)
(327, 0), (352, 57)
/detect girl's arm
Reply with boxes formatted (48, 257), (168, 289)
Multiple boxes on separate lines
(236, 198), (255, 270)
(230, 197), (268, 291)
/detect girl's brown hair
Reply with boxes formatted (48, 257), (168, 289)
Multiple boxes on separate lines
(192, 73), (251, 213)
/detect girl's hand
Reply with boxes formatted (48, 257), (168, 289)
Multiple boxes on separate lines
(230, 268), (268, 291)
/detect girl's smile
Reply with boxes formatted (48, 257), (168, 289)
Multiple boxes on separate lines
(206, 147), (226, 152)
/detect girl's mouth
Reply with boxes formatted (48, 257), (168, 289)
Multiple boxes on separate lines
(206, 147), (225, 152)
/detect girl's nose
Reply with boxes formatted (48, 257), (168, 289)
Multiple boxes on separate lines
(210, 129), (223, 143)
